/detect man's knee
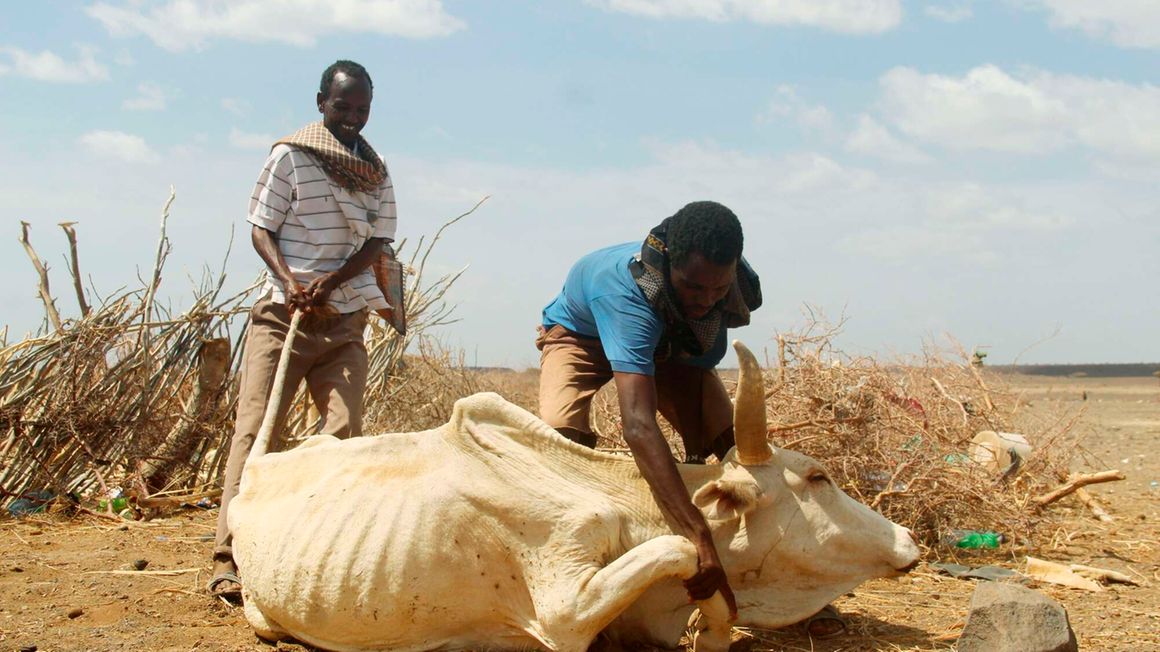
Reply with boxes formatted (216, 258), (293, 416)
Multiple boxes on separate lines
(711, 426), (734, 461)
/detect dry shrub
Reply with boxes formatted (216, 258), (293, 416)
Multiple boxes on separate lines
(754, 314), (1082, 549)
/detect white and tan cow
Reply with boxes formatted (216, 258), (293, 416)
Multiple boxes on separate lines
(229, 341), (920, 651)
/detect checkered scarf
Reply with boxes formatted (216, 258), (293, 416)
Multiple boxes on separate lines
(630, 218), (762, 359)
(274, 122), (386, 194)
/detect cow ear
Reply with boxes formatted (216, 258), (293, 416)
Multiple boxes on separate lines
(693, 478), (761, 522)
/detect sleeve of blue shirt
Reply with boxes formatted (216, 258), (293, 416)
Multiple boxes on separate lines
(590, 294), (663, 375)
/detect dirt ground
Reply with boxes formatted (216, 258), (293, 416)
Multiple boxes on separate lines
(1, 373), (1157, 651)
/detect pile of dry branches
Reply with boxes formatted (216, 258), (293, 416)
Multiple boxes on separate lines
(748, 317), (1083, 549)
(1, 192), (485, 514)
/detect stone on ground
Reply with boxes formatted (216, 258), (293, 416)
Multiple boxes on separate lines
(958, 581), (1078, 652)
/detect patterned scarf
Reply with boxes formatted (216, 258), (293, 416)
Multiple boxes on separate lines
(274, 122), (386, 194)
(630, 218), (762, 359)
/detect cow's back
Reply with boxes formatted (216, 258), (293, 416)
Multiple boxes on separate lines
(229, 394), (634, 650)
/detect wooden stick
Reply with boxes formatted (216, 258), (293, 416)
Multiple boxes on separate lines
(1054, 468), (1114, 522)
(83, 568), (201, 576)
(1075, 487), (1114, 523)
(767, 418), (813, 433)
(1033, 470), (1125, 507)
(18, 221), (63, 331)
(776, 334), (786, 383)
(249, 310), (303, 461)
(138, 187), (176, 355)
(930, 377), (969, 425)
(966, 362), (995, 412)
(1069, 563), (1141, 586)
(58, 222), (90, 317)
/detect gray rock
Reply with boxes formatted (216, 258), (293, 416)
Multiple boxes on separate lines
(958, 582), (1078, 652)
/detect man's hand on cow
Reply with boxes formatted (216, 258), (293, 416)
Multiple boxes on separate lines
(685, 542), (738, 620)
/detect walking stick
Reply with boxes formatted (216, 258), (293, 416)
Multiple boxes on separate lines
(247, 309), (303, 462)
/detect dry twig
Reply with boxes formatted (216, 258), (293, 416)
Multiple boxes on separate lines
(1033, 470), (1125, 508)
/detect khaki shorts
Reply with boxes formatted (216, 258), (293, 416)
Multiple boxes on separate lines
(536, 324), (732, 459)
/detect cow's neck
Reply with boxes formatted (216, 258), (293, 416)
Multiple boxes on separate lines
(560, 453), (727, 547)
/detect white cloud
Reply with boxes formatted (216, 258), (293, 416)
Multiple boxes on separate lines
(78, 130), (159, 163)
(87, 0), (466, 51)
(839, 182), (1073, 262)
(924, 3), (972, 22)
(845, 114), (931, 163)
(220, 98), (251, 117)
(1022, 0), (1160, 49)
(0, 45), (108, 83)
(587, 0), (901, 34)
(229, 128), (275, 150)
(760, 85), (835, 135)
(876, 64), (1160, 163)
(123, 82), (171, 110)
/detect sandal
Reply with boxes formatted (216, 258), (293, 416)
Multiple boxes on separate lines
(803, 604), (847, 638)
(207, 571), (243, 601)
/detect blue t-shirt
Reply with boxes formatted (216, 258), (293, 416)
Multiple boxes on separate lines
(541, 242), (726, 375)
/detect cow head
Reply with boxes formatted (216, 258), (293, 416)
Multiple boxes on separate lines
(691, 341), (920, 629)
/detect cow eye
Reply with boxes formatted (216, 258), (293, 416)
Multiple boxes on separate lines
(807, 471), (829, 484)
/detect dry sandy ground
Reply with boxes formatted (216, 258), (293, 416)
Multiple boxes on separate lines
(1, 374), (1156, 651)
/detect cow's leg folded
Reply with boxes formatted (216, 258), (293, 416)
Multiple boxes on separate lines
(538, 534), (699, 650)
(242, 589), (287, 643)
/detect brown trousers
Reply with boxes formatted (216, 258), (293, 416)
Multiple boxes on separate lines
(536, 324), (733, 461)
(213, 297), (369, 562)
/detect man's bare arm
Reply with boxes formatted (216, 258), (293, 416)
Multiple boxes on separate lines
(612, 371), (736, 612)
(252, 225), (311, 312)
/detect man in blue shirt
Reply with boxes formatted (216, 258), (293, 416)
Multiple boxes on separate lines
(537, 200), (761, 616)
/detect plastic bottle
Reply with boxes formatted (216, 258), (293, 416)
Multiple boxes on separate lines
(98, 488), (129, 513)
(98, 497), (129, 512)
(951, 530), (1003, 549)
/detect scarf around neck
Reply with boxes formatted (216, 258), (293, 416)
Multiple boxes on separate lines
(629, 218), (762, 359)
(274, 122), (386, 194)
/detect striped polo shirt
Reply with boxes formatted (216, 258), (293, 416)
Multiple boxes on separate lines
(248, 143), (397, 314)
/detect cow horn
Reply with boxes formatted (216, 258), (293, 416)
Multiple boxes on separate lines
(732, 340), (772, 465)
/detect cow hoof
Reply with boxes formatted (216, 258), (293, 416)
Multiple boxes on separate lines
(688, 601), (732, 652)
(691, 626), (731, 652)
(243, 595), (286, 642)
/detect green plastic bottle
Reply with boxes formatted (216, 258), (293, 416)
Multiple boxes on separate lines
(98, 497), (129, 512)
(954, 530), (1003, 549)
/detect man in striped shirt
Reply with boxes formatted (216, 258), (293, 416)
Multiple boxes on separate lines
(208, 60), (396, 600)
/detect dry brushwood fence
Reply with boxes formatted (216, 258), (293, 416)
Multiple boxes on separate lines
(1, 191), (487, 515)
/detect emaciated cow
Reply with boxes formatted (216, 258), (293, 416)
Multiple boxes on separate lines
(229, 341), (920, 651)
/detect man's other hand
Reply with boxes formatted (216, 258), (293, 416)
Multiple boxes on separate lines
(303, 272), (340, 308)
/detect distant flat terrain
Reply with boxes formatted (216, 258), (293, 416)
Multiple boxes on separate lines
(995, 362), (1160, 378)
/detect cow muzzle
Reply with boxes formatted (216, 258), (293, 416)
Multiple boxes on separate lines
(893, 528), (921, 573)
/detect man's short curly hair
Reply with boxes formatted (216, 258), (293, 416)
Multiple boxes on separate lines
(666, 201), (743, 268)
(319, 60), (374, 99)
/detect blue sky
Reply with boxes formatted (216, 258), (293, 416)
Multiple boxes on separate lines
(2, 1), (1157, 367)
